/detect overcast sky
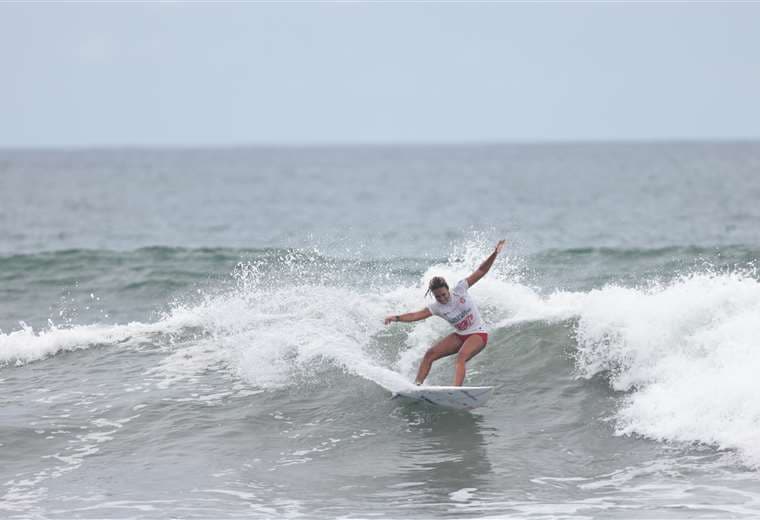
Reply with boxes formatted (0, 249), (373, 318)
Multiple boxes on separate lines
(2, 3), (759, 148)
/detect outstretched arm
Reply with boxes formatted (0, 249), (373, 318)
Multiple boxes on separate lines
(466, 239), (506, 287)
(384, 308), (432, 325)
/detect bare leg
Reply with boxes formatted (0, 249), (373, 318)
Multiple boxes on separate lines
(454, 335), (487, 386)
(415, 333), (463, 385)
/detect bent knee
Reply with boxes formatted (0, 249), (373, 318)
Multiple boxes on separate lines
(423, 349), (437, 361)
(457, 347), (483, 364)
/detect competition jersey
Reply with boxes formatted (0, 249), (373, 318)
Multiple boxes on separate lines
(427, 279), (487, 334)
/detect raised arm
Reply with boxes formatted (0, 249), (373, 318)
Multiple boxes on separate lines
(466, 239), (506, 287)
(384, 308), (432, 325)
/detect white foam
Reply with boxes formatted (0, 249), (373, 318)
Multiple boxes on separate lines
(153, 283), (413, 392)
(449, 487), (478, 502)
(572, 271), (760, 468)
(0, 321), (139, 366)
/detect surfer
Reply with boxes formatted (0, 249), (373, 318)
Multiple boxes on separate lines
(384, 240), (506, 386)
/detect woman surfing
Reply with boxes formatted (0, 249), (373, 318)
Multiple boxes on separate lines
(384, 240), (506, 386)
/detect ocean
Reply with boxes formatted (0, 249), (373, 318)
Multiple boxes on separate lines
(2, 142), (760, 518)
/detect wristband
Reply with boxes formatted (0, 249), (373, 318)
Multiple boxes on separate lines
(396, 315), (400, 322)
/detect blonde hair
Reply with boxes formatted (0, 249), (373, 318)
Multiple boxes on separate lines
(425, 276), (448, 296)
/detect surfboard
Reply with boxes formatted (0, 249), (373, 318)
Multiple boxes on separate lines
(394, 385), (493, 410)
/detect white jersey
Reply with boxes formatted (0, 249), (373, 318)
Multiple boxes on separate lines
(427, 279), (487, 334)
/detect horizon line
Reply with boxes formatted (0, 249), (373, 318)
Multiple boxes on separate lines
(2, 137), (760, 152)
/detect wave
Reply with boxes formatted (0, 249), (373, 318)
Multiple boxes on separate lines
(3, 242), (760, 468)
(0, 307), (210, 367)
(536, 244), (760, 258)
(0, 246), (298, 269)
(400, 253), (760, 469)
(0, 246), (430, 292)
(4, 243), (757, 270)
(571, 269), (760, 468)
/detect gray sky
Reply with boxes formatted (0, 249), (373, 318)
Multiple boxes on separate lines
(2, 3), (759, 147)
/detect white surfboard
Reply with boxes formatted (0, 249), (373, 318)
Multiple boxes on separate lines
(394, 385), (494, 410)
